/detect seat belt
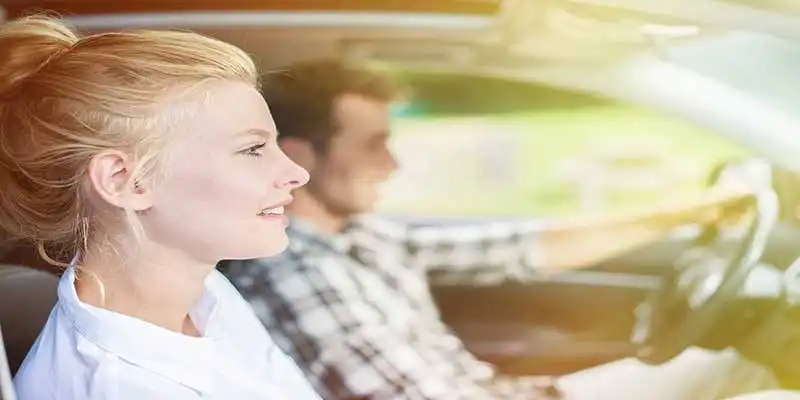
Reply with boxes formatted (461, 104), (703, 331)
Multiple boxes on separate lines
(0, 323), (17, 400)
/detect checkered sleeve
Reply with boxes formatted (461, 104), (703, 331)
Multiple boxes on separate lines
(221, 255), (548, 400)
(359, 217), (544, 277)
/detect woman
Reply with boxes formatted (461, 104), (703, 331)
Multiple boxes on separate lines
(0, 16), (319, 399)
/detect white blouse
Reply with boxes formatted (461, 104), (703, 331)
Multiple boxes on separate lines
(13, 267), (321, 400)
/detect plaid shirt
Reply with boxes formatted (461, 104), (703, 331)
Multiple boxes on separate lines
(220, 216), (559, 400)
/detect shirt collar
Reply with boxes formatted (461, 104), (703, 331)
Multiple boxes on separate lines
(288, 216), (356, 252)
(57, 267), (219, 394)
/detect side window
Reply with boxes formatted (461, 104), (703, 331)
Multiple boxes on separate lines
(377, 75), (753, 218)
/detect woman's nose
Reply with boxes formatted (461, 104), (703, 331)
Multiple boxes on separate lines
(276, 156), (310, 190)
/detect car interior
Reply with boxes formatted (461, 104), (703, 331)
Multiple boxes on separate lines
(0, 323), (18, 400)
(0, 256), (58, 376)
(3, 0), (800, 396)
(1, 324), (15, 400)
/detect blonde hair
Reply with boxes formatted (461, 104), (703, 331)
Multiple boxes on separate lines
(0, 15), (258, 266)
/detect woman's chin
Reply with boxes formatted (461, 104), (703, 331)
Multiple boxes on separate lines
(261, 244), (289, 259)
(255, 233), (290, 259)
(218, 230), (289, 261)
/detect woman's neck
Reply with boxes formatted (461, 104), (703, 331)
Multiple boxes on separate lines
(76, 243), (215, 336)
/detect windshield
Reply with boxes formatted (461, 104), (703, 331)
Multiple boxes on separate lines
(667, 31), (800, 117)
(379, 84), (751, 219)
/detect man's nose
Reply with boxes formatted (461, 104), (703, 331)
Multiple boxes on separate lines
(384, 149), (399, 174)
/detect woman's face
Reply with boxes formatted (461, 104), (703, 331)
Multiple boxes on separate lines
(139, 81), (308, 263)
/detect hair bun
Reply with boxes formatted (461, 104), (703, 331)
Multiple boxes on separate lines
(0, 16), (78, 97)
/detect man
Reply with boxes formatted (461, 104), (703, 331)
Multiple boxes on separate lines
(220, 60), (777, 399)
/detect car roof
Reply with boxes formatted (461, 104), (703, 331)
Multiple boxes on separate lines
(0, 1), (799, 168)
(0, 0), (500, 16)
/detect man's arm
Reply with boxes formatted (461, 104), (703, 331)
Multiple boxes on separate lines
(533, 184), (753, 272)
(726, 391), (800, 399)
(390, 184), (753, 274)
(221, 257), (553, 400)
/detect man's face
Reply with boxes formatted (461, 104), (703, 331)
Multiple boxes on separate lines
(306, 94), (398, 217)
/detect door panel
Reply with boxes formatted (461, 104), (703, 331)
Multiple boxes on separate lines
(432, 277), (652, 375)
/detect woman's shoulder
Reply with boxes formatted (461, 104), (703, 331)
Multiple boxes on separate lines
(16, 358), (188, 400)
(14, 299), (199, 400)
(13, 312), (183, 399)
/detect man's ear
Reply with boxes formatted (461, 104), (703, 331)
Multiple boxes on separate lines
(279, 137), (317, 172)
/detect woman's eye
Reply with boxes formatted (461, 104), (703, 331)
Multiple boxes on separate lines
(242, 143), (266, 157)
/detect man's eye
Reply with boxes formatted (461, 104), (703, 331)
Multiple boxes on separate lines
(242, 143), (266, 157)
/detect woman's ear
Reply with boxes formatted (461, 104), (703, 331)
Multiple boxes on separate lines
(86, 151), (153, 212)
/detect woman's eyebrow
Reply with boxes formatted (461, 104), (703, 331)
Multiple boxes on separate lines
(236, 128), (275, 140)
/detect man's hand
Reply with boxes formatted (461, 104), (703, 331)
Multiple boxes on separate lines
(710, 173), (761, 228)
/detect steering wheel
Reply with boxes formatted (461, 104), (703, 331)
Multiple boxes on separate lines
(632, 160), (780, 364)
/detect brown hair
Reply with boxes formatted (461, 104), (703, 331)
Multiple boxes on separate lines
(0, 15), (258, 265)
(261, 59), (400, 152)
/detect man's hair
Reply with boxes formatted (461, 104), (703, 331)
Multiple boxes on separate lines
(261, 59), (400, 152)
